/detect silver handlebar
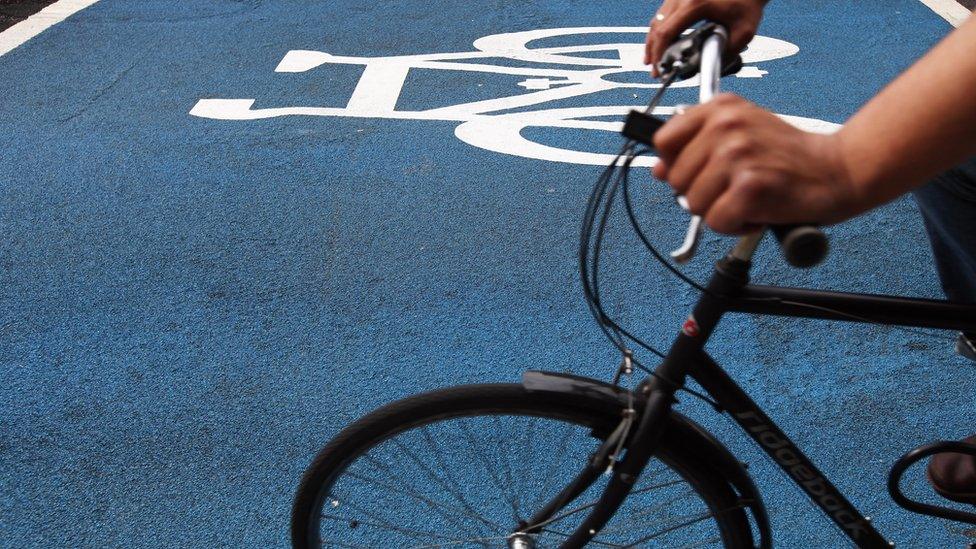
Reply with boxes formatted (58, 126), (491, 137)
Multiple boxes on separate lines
(669, 30), (726, 264)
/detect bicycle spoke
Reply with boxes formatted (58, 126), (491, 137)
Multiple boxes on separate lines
(339, 468), (491, 536)
(604, 490), (695, 533)
(405, 534), (516, 548)
(417, 426), (508, 532)
(539, 528), (629, 548)
(458, 420), (521, 522)
(621, 504), (747, 547)
(490, 415), (522, 520)
(320, 512), (462, 544)
(517, 415), (539, 514)
(622, 511), (716, 546)
(301, 392), (741, 549)
(387, 434), (504, 535)
(675, 536), (723, 548)
(642, 462), (675, 482)
(532, 420), (579, 512)
(317, 538), (375, 549)
(596, 488), (697, 535)
(523, 492), (607, 531)
(630, 478), (691, 498)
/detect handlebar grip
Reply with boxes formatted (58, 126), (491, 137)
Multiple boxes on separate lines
(771, 225), (829, 268)
(721, 54), (743, 77)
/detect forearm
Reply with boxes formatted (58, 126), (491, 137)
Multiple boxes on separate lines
(837, 14), (976, 212)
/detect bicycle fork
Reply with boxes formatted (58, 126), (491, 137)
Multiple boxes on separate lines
(517, 236), (772, 547)
(516, 265), (752, 547)
(511, 382), (677, 548)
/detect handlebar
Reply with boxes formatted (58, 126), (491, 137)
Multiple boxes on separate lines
(626, 23), (830, 269)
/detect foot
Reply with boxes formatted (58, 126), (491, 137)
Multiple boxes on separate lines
(927, 435), (976, 505)
(959, 332), (976, 362)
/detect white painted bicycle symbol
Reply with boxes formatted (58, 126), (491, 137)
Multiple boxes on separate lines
(190, 27), (840, 167)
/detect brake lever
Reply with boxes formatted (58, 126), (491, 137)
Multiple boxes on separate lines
(670, 196), (704, 264)
(666, 27), (726, 264)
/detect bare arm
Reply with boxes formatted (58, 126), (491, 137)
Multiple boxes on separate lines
(839, 14), (976, 210)
(652, 14), (976, 233)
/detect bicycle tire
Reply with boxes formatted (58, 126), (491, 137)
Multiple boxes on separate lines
(291, 383), (754, 548)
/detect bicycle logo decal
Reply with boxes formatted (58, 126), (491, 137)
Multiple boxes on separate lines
(190, 27), (841, 167)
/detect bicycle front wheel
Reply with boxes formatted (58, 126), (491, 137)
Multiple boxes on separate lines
(292, 383), (753, 548)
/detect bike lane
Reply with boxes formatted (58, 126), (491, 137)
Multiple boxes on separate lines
(0, 1), (969, 546)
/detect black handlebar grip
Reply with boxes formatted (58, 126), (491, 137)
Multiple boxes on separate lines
(720, 54), (743, 77)
(771, 225), (829, 268)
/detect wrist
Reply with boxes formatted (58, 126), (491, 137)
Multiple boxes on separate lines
(814, 131), (875, 221)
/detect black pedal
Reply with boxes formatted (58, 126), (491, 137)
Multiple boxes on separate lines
(622, 110), (664, 147)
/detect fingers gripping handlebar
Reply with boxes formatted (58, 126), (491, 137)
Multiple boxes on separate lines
(657, 23), (743, 81)
(623, 23), (829, 269)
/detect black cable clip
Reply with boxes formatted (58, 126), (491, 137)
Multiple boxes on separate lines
(621, 111), (665, 147)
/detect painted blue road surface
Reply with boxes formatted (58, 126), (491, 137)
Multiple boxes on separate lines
(0, 0), (972, 546)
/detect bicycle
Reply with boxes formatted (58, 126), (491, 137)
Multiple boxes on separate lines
(290, 24), (976, 548)
(190, 26), (841, 168)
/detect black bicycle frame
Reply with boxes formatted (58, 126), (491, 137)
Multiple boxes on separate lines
(550, 20), (972, 547)
(558, 249), (976, 548)
(667, 253), (975, 548)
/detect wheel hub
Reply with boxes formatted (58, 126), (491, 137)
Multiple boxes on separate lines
(507, 533), (536, 549)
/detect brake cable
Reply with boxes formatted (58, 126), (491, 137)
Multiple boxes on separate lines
(579, 68), (727, 409)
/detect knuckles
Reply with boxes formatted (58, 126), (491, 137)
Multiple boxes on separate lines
(708, 110), (750, 134)
(704, 97), (754, 136)
(711, 112), (744, 132)
(716, 136), (753, 162)
(648, 22), (668, 40)
(731, 170), (772, 208)
(658, 92), (786, 233)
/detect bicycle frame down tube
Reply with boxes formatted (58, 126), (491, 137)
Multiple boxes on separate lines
(653, 255), (894, 547)
(689, 352), (892, 548)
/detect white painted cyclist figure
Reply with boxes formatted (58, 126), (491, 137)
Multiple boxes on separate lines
(643, 0), (976, 504)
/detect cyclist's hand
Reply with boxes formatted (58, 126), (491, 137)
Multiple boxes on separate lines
(645, 0), (766, 77)
(653, 94), (861, 234)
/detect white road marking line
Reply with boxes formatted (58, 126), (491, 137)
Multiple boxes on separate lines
(917, 0), (972, 27)
(0, 0), (101, 57)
